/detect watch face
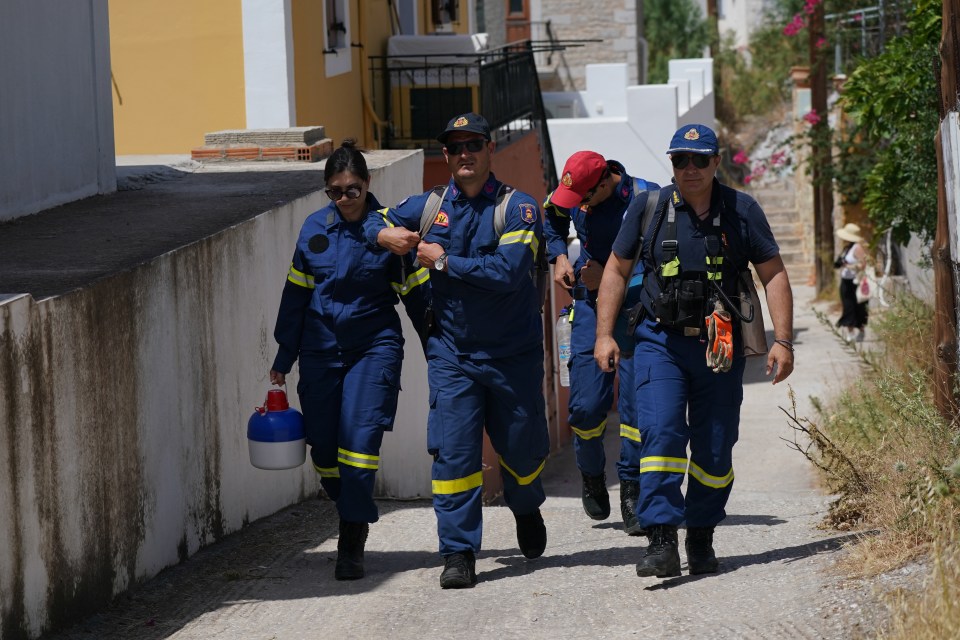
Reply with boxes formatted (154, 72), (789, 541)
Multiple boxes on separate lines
(435, 255), (445, 270)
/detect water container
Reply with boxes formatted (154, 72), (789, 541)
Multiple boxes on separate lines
(247, 388), (306, 470)
(556, 306), (572, 387)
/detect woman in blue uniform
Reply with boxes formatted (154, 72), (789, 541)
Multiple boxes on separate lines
(269, 139), (428, 581)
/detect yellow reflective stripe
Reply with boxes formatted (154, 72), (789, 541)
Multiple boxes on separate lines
(571, 419), (606, 440)
(706, 257), (723, 265)
(391, 267), (430, 296)
(639, 456), (688, 474)
(707, 257), (723, 280)
(500, 230), (539, 256)
(499, 456), (545, 485)
(620, 424), (641, 443)
(287, 264), (315, 289)
(688, 460), (734, 489)
(377, 207), (396, 228)
(432, 471), (483, 495)
(707, 271), (723, 280)
(313, 463), (340, 478)
(661, 258), (680, 277)
(337, 448), (380, 470)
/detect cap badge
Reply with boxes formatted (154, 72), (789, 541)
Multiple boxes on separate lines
(561, 172), (573, 187)
(454, 116), (469, 128)
(684, 128), (700, 141)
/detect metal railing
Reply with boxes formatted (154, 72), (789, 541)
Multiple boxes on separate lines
(826, 1), (911, 74)
(368, 42), (559, 190)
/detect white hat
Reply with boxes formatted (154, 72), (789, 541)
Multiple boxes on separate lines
(835, 223), (863, 243)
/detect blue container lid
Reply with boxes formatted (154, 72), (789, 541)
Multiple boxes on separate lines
(247, 407), (305, 443)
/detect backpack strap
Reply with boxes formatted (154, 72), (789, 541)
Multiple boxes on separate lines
(492, 185), (515, 237)
(419, 185), (447, 238)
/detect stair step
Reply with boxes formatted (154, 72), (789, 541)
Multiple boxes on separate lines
(751, 191), (796, 211)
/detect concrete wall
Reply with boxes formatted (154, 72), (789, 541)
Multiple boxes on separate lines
(0, 152), (428, 639)
(0, 0), (116, 222)
(545, 58), (715, 187)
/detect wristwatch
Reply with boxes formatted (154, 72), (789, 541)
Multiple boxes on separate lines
(434, 252), (447, 272)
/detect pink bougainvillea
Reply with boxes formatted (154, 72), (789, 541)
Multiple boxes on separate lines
(816, 37), (828, 49)
(803, 109), (822, 125)
(733, 151), (750, 165)
(770, 150), (787, 167)
(744, 175), (753, 185)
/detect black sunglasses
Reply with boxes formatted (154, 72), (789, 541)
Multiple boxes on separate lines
(445, 139), (486, 155)
(580, 170), (610, 204)
(671, 154), (714, 170)
(325, 185), (363, 201)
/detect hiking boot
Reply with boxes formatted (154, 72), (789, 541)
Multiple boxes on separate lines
(685, 526), (719, 575)
(619, 479), (646, 536)
(334, 520), (369, 580)
(439, 551), (477, 589)
(635, 524), (681, 578)
(581, 472), (611, 520)
(515, 509), (547, 559)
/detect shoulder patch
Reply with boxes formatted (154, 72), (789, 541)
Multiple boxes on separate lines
(518, 202), (537, 224)
(434, 210), (449, 227)
(308, 234), (329, 253)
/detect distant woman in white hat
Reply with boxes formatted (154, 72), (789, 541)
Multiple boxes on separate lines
(833, 223), (868, 342)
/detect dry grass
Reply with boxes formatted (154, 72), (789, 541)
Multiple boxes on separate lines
(787, 289), (960, 635)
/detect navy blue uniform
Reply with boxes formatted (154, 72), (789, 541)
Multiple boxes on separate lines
(544, 164), (658, 482)
(273, 193), (428, 524)
(612, 180), (778, 528)
(364, 173), (549, 556)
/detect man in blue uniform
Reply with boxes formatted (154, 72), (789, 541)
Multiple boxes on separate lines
(594, 124), (794, 578)
(364, 112), (550, 589)
(543, 150), (659, 534)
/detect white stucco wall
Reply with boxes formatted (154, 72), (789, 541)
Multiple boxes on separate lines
(0, 0), (116, 222)
(546, 58), (715, 186)
(0, 152), (428, 639)
(241, 0), (297, 127)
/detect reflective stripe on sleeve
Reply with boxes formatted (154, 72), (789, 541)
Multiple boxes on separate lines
(377, 207), (396, 228)
(287, 264), (315, 289)
(313, 463), (340, 478)
(500, 230), (539, 256)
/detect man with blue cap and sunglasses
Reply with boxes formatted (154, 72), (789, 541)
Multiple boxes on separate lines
(593, 123), (795, 579)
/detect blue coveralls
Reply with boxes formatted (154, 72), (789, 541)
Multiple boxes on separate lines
(611, 181), (779, 528)
(273, 193), (429, 524)
(364, 174), (550, 556)
(543, 163), (659, 481)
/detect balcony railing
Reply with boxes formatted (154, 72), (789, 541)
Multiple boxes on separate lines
(368, 42), (558, 190)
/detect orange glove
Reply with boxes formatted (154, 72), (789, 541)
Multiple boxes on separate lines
(705, 300), (733, 373)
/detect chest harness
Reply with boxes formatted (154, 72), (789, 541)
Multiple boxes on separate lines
(650, 189), (753, 337)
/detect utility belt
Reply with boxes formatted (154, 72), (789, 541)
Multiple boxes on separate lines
(572, 283), (597, 302)
(652, 274), (711, 337)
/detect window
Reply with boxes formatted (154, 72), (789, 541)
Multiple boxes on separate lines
(323, 0), (351, 77)
(432, 0), (459, 26)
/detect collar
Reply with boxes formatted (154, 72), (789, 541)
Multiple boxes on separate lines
(325, 193), (381, 229)
(670, 177), (723, 219)
(447, 173), (500, 203)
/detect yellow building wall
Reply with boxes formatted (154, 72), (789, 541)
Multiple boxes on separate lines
(110, 1), (246, 155)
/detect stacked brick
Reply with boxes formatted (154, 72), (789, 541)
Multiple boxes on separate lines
(191, 127), (333, 162)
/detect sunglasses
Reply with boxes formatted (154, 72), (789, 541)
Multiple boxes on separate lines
(325, 185), (363, 201)
(580, 170), (610, 204)
(445, 139), (487, 155)
(671, 154), (714, 170)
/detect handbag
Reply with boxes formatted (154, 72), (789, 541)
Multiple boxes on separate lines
(738, 270), (768, 357)
(855, 269), (873, 304)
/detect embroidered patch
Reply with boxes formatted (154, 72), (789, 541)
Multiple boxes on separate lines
(519, 203), (537, 224)
(621, 185), (629, 198)
(561, 172), (573, 187)
(454, 116), (469, 128)
(684, 128), (700, 141)
(434, 211), (449, 227)
(308, 234), (329, 253)
(483, 182), (495, 194)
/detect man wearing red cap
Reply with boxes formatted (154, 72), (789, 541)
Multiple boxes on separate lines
(543, 151), (659, 535)
(594, 124), (794, 579)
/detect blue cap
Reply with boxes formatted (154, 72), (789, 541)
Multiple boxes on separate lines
(438, 112), (492, 143)
(666, 124), (719, 155)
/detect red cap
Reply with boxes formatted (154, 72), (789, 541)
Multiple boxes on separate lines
(265, 389), (290, 411)
(550, 151), (607, 209)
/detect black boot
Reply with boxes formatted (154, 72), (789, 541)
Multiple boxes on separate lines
(685, 526), (719, 575)
(335, 519), (369, 580)
(515, 509), (547, 559)
(619, 480), (646, 536)
(635, 524), (681, 578)
(581, 472), (610, 520)
(439, 551), (477, 589)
